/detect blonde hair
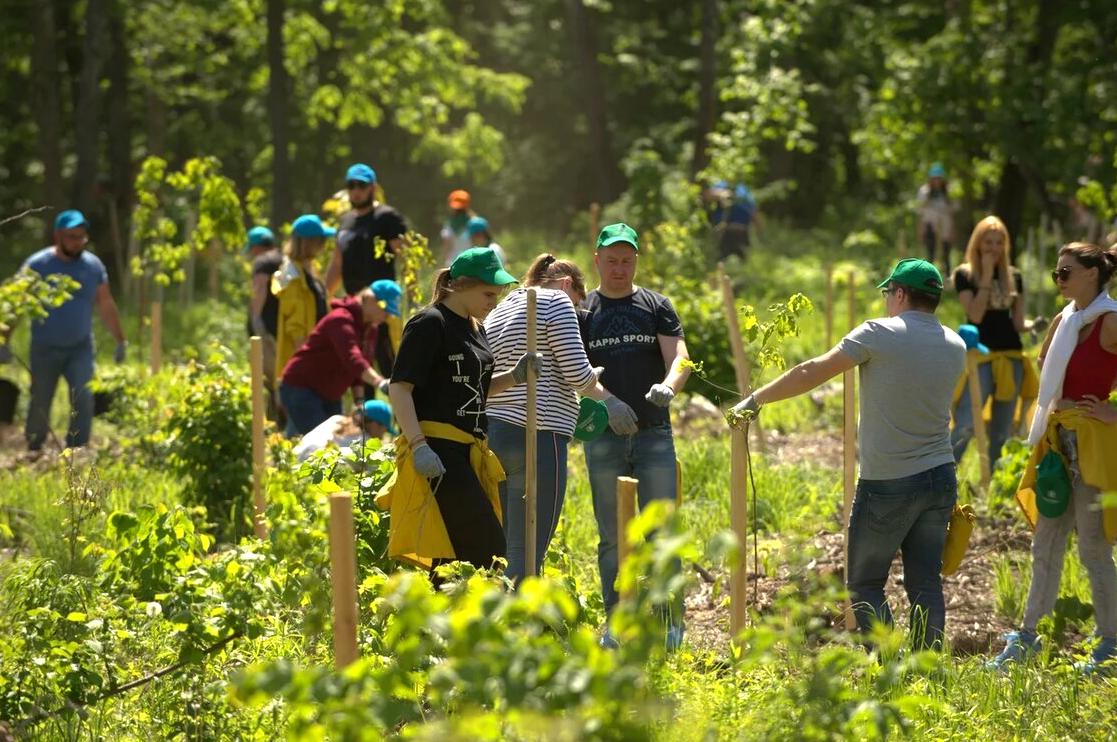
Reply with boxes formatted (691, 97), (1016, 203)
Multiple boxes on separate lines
(522, 253), (586, 299)
(283, 235), (325, 265)
(428, 269), (486, 307)
(961, 215), (1015, 299)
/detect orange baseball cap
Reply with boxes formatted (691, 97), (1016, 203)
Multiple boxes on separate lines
(448, 189), (471, 209)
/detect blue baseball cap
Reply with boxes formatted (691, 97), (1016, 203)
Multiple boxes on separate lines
(928, 162), (946, 178)
(243, 225), (275, 254)
(291, 214), (337, 239)
(361, 399), (397, 435)
(370, 279), (402, 317)
(957, 324), (989, 354)
(345, 163), (376, 184)
(54, 210), (88, 231)
(466, 216), (490, 237)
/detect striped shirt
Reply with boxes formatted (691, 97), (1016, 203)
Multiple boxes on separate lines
(484, 287), (597, 436)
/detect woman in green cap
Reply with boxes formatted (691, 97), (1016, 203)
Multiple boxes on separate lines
(382, 247), (539, 575)
(484, 253), (614, 585)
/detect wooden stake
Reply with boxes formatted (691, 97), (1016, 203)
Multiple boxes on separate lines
(842, 366), (858, 631)
(718, 263), (765, 451)
(524, 288), (539, 577)
(847, 272), (857, 331)
(616, 476), (638, 600)
(729, 428), (749, 636)
(825, 264), (835, 348)
(249, 336), (269, 540)
(967, 351), (991, 491)
(589, 202), (601, 244)
(150, 300), (162, 374)
(329, 492), (359, 669)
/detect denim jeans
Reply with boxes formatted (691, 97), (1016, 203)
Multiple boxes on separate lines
(279, 383), (341, 437)
(26, 338), (95, 449)
(584, 424), (679, 613)
(488, 418), (570, 585)
(951, 357), (1023, 467)
(847, 462), (957, 649)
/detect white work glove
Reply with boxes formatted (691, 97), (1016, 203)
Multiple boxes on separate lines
(603, 396), (639, 435)
(412, 442), (446, 479)
(510, 352), (542, 384)
(644, 383), (675, 408)
(728, 394), (761, 429)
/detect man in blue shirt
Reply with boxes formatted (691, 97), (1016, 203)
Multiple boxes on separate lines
(1, 210), (126, 450)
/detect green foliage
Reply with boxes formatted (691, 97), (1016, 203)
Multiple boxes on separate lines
(988, 438), (1031, 515)
(0, 268), (79, 341)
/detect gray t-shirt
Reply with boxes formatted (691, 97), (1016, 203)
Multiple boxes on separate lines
(838, 311), (966, 480)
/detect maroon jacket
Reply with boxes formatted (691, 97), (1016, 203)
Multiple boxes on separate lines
(281, 296), (377, 400)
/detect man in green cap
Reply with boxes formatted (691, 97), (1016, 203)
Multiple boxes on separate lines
(730, 258), (966, 650)
(580, 222), (691, 649)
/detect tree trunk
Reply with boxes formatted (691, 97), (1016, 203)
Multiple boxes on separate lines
(73, 0), (108, 219)
(267, 0), (293, 226)
(31, 0), (65, 243)
(993, 160), (1027, 246)
(312, 4), (341, 205)
(106, 0), (132, 285)
(690, 0), (718, 178)
(563, 0), (624, 205)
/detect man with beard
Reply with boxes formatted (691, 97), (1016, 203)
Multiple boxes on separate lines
(324, 163), (409, 296)
(0, 210), (125, 451)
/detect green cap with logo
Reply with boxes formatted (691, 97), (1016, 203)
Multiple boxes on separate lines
(449, 246), (518, 286)
(876, 258), (944, 296)
(595, 222), (639, 251)
(573, 397), (609, 441)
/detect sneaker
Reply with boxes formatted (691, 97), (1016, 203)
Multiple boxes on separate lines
(986, 631), (1041, 671)
(1075, 636), (1117, 677)
(599, 630), (619, 650)
(665, 624), (685, 652)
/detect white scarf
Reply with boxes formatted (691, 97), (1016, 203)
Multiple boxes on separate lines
(1027, 291), (1117, 445)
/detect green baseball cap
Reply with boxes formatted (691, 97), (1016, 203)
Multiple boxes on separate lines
(876, 258), (944, 296)
(573, 397), (609, 441)
(596, 222), (639, 251)
(449, 247), (517, 286)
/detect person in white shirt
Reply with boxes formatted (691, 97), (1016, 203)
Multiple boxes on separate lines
(293, 399), (396, 462)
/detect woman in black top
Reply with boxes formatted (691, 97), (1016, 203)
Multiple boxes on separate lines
(951, 215), (1026, 464)
(388, 247), (537, 572)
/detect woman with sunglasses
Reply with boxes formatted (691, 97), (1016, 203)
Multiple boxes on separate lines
(950, 216), (1033, 465)
(483, 254), (613, 585)
(380, 247), (539, 576)
(989, 241), (1117, 674)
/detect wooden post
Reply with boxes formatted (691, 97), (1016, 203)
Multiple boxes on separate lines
(329, 492), (359, 669)
(825, 264), (835, 348)
(249, 336), (269, 540)
(841, 271), (858, 630)
(589, 202), (601, 244)
(847, 272), (857, 331)
(524, 288), (539, 577)
(615, 476), (638, 600)
(967, 351), (991, 490)
(150, 300), (162, 374)
(718, 262), (753, 628)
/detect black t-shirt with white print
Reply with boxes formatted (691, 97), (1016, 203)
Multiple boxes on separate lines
(391, 303), (494, 437)
(580, 286), (684, 428)
(952, 265), (1024, 351)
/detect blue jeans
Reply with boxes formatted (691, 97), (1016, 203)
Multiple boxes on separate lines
(584, 425), (679, 613)
(279, 383), (341, 437)
(847, 462), (957, 649)
(26, 338), (95, 449)
(488, 418), (570, 585)
(951, 357), (1023, 466)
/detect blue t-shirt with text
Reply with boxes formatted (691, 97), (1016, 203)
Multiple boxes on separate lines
(22, 247), (107, 347)
(580, 286), (684, 428)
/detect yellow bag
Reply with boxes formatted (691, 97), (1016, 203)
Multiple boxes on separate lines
(941, 503), (976, 576)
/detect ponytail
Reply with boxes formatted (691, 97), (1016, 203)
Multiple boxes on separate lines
(1059, 241), (1117, 291)
(522, 252), (587, 298)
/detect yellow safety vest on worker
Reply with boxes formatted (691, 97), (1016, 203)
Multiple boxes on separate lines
(376, 421), (505, 569)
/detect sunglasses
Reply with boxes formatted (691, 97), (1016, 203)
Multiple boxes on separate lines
(346, 181), (371, 190)
(1051, 266), (1075, 284)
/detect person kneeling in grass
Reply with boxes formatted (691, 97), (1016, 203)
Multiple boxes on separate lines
(293, 399), (397, 463)
(380, 247), (538, 576)
(731, 258), (965, 650)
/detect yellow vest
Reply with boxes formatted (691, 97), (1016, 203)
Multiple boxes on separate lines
(375, 421), (505, 569)
(1016, 408), (1117, 543)
(951, 349), (1039, 427)
(272, 260), (320, 381)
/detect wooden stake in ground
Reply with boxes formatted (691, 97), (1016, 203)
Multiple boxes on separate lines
(615, 476), (638, 601)
(249, 336), (269, 540)
(329, 492), (359, 669)
(825, 264), (835, 349)
(966, 351), (991, 490)
(524, 288), (539, 578)
(841, 272), (858, 630)
(150, 300), (162, 374)
(590, 202), (601, 243)
(717, 263), (753, 631)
